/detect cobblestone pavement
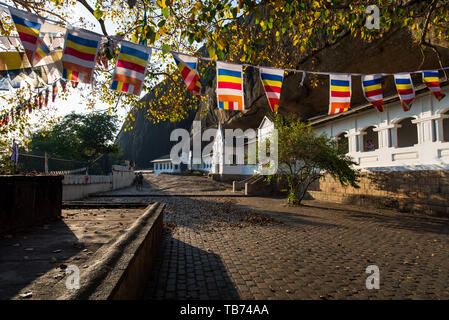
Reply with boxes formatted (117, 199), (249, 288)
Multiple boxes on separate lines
(121, 174), (449, 300)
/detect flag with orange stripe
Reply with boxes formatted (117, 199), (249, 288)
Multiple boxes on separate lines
(394, 73), (415, 111)
(216, 61), (244, 111)
(110, 41), (152, 96)
(422, 70), (446, 102)
(329, 74), (351, 115)
(61, 27), (101, 84)
(172, 53), (201, 98)
(8, 7), (43, 66)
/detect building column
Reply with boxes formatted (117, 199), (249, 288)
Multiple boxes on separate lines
(433, 114), (449, 142)
(412, 117), (440, 144)
(346, 129), (361, 153)
(390, 125), (401, 148)
(373, 125), (394, 149)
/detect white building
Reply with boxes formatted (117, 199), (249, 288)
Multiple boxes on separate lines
(209, 122), (258, 177)
(311, 83), (449, 171)
(151, 154), (182, 174)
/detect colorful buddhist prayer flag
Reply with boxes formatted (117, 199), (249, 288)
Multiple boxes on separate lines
(110, 41), (152, 96)
(52, 82), (58, 102)
(422, 70), (446, 102)
(72, 81), (78, 88)
(33, 38), (50, 66)
(362, 74), (384, 112)
(394, 73), (415, 111)
(329, 74), (351, 115)
(44, 89), (49, 107)
(9, 7), (43, 65)
(172, 53), (201, 98)
(259, 67), (284, 113)
(61, 27), (101, 84)
(39, 91), (44, 109)
(61, 79), (67, 92)
(216, 61), (244, 111)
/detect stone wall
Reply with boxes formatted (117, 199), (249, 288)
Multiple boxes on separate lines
(0, 176), (62, 233)
(308, 170), (449, 215)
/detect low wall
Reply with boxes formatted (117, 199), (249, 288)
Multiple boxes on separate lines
(58, 202), (164, 300)
(0, 175), (63, 233)
(308, 170), (449, 216)
(209, 173), (251, 183)
(62, 165), (135, 201)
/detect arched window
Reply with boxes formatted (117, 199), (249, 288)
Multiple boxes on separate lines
(443, 110), (449, 142)
(336, 133), (349, 153)
(397, 117), (418, 148)
(362, 126), (378, 152)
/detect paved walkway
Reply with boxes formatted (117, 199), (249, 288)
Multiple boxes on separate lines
(100, 174), (449, 299)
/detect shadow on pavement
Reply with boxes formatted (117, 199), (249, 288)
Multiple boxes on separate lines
(145, 236), (240, 300)
(0, 221), (82, 300)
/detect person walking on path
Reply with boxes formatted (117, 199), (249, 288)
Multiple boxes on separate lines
(135, 172), (144, 191)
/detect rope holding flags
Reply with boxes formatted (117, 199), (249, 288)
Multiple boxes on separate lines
(260, 67), (284, 113)
(172, 53), (202, 98)
(1, 4), (449, 124)
(362, 74), (384, 112)
(394, 73), (415, 111)
(110, 40), (152, 96)
(329, 74), (352, 115)
(216, 61), (244, 111)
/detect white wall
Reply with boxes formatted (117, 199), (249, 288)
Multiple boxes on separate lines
(314, 88), (449, 171)
(62, 165), (135, 200)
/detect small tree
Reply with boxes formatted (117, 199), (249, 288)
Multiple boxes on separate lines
(269, 114), (360, 206)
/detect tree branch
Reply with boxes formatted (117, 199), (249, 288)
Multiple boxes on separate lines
(76, 0), (108, 36)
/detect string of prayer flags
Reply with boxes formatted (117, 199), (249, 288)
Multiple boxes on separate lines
(110, 41), (152, 96)
(62, 27), (101, 84)
(259, 67), (284, 113)
(216, 61), (244, 111)
(394, 73), (415, 111)
(72, 81), (78, 88)
(362, 74), (384, 112)
(422, 70), (446, 102)
(8, 7), (43, 65)
(329, 74), (352, 115)
(172, 53), (202, 98)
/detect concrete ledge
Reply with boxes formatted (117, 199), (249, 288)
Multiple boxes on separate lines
(57, 202), (164, 300)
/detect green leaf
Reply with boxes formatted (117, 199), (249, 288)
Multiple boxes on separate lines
(93, 8), (103, 20)
(161, 43), (171, 52)
(208, 46), (215, 59)
(162, 7), (169, 18)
